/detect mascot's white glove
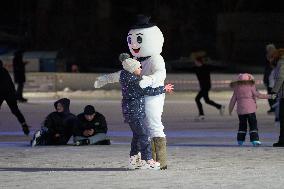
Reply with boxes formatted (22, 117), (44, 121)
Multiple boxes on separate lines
(94, 75), (108, 88)
(139, 75), (154, 88)
(94, 71), (121, 88)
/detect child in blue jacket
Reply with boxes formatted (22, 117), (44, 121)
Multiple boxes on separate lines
(120, 58), (173, 170)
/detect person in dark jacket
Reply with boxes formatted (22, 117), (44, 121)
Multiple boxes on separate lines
(31, 98), (76, 146)
(13, 50), (28, 102)
(193, 55), (225, 121)
(263, 44), (277, 113)
(73, 105), (110, 145)
(0, 60), (30, 135)
(271, 49), (284, 147)
(120, 58), (173, 170)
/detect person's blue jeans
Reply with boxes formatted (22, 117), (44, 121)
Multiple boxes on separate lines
(128, 118), (151, 161)
(73, 133), (107, 144)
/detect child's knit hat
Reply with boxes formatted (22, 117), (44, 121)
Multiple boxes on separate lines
(237, 73), (254, 81)
(122, 58), (141, 73)
(230, 73), (255, 88)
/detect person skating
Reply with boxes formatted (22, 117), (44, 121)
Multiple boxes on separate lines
(229, 73), (273, 146)
(0, 60), (30, 135)
(192, 55), (225, 121)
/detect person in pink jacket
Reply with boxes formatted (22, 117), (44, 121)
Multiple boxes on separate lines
(229, 73), (273, 146)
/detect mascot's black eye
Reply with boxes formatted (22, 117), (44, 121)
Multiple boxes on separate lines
(127, 37), (131, 44)
(137, 36), (142, 43)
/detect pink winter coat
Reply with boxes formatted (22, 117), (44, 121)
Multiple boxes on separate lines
(229, 81), (268, 115)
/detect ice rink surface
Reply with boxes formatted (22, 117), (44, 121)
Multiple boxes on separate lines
(0, 91), (283, 189)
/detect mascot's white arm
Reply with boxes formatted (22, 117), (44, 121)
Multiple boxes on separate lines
(94, 57), (157, 89)
(94, 58), (140, 88)
(139, 55), (166, 88)
(94, 71), (121, 88)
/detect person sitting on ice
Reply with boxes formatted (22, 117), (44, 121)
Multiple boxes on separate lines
(73, 105), (110, 145)
(31, 98), (77, 146)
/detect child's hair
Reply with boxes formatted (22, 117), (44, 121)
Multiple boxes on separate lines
(190, 51), (206, 63)
(266, 43), (276, 52)
(271, 48), (284, 62)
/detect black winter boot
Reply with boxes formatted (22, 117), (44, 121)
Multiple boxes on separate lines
(273, 142), (284, 147)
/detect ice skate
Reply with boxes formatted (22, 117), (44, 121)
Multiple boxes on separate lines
(31, 130), (42, 147)
(251, 141), (261, 147)
(194, 115), (205, 121)
(237, 141), (244, 146)
(21, 123), (30, 136)
(140, 159), (160, 170)
(74, 139), (90, 146)
(128, 152), (142, 170)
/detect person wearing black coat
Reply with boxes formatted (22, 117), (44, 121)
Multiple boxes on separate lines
(73, 105), (110, 145)
(263, 44), (277, 113)
(193, 56), (225, 121)
(0, 60), (30, 135)
(13, 50), (28, 102)
(31, 98), (77, 146)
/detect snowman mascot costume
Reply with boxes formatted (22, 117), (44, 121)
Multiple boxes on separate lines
(94, 15), (168, 169)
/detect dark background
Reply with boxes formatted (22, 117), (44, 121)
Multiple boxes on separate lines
(1, 0), (284, 72)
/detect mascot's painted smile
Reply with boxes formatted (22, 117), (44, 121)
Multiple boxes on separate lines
(127, 33), (142, 54)
(132, 48), (140, 53)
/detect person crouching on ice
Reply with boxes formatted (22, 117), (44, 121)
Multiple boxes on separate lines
(120, 58), (173, 170)
(229, 73), (274, 146)
(73, 105), (110, 146)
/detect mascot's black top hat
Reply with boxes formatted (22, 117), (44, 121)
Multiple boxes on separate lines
(130, 14), (156, 29)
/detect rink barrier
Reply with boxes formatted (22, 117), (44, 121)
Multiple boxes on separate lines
(22, 72), (265, 92)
